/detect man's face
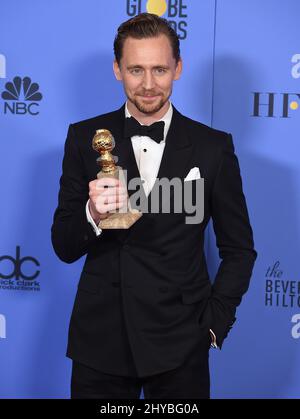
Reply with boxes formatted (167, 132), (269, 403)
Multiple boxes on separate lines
(113, 34), (182, 116)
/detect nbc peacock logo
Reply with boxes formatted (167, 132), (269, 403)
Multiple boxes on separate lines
(1, 76), (42, 115)
(126, 0), (188, 39)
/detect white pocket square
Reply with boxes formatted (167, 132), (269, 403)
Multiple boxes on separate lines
(184, 167), (201, 181)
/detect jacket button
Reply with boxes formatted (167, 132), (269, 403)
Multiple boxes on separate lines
(83, 234), (89, 241)
(123, 244), (130, 250)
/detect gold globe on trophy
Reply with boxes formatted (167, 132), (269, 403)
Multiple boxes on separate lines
(92, 129), (142, 229)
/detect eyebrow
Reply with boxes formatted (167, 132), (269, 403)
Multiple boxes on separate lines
(126, 65), (170, 70)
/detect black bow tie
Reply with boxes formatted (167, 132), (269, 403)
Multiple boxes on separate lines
(124, 116), (165, 144)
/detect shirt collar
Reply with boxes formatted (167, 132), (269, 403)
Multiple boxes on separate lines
(125, 100), (173, 142)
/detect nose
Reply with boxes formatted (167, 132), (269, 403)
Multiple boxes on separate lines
(142, 70), (155, 90)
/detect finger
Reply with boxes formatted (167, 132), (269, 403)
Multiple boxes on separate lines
(96, 177), (122, 189)
(96, 201), (125, 213)
(98, 194), (127, 205)
(101, 187), (127, 197)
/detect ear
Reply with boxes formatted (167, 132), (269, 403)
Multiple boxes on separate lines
(113, 59), (122, 81)
(174, 58), (183, 81)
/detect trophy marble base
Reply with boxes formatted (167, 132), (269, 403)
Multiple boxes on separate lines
(98, 209), (142, 229)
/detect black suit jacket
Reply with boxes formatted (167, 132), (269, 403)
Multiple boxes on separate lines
(51, 103), (257, 377)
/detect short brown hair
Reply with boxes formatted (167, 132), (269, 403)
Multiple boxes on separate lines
(114, 13), (181, 65)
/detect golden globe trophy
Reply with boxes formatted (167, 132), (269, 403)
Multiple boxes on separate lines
(92, 129), (142, 229)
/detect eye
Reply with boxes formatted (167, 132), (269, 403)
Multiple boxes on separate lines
(130, 68), (143, 75)
(155, 68), (167, 75)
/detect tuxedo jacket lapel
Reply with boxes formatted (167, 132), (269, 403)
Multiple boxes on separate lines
(155, 104), (193, 191)
(107, 103), (141, 189)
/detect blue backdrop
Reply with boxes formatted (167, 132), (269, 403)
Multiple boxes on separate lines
(1, 0), (299, 398)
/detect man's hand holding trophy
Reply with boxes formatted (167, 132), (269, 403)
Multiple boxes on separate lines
(88, 129), (142, 229)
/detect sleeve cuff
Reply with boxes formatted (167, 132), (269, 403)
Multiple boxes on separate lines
(86, 199), (102, 237)
(209, 328), (219, 349)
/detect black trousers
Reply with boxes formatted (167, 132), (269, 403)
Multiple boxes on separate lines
(70, 342), (210, 399)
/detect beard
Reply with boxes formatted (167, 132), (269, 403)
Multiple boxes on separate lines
(127, 90), (171, 115)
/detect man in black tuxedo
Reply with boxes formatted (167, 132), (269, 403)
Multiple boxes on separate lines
(51, 13), (257, 399)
